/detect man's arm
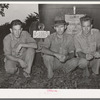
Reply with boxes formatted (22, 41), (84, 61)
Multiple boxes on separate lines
(41, 46), (59, 56)
(64, 35), (76, 61)
(74, 36), (86, 58)
(41, 47), (67, 62)
(5, 54), (27, 68)
(24, 31), (38, 48)
(3, 37), (25, 64)
(66, 52), (75, 60)
(6, 54), (21, 62)
(77, 51), (94, 61)
(38, 35), (55, 56)
(58, 52), (74, 63)
(20, 42), (37, 49)
(22, 42), (37, 48)
(40, 47), (75, 62)
(15, 42), (37, 54)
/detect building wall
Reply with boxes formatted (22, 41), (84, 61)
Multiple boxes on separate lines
(39, 4), (100, 33)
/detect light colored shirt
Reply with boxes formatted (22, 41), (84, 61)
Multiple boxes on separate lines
(43, 32), (75, 55)
(74, 28), (100, 54)
(3, 31), (36, 57)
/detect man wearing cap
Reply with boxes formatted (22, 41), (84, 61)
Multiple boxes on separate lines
(74, 15), (100, 77)
(38, 16), (78, 79)
(3, 19), (37, 78)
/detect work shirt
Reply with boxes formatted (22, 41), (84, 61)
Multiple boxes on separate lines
(74, 28), (100, 54)
(43, 32), (75, 55)
(3, 31), (36, 58)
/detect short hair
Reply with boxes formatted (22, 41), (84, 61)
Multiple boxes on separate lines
(10, 19), (23, 28)
(80, 15), (93, 25)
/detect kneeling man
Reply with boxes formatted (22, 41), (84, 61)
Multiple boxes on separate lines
(3, 19), (37, 78)
(74, 15), (100, 77)
(39, 16), (78, 79)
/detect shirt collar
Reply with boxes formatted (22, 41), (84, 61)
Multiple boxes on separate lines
(10, 33), (20, 41)
(80, 29), (93, 38)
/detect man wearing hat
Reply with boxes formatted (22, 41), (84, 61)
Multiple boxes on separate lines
(39, 16), (78, 79)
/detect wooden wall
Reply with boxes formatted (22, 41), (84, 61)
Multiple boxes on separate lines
(39, 4), (100, 33)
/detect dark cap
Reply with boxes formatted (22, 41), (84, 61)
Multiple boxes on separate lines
(54, 16), (69, 27)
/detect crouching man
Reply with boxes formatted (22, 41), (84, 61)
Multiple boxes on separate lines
(38, 16), (78, 79)
(3, 19), (37, 78)
(74, 15), (100, 77)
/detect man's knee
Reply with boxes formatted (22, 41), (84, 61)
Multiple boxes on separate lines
(66, 58), (78, 69)
(25, 48), (35, 61)
(4, 60), (17, 74)
(6, 68), (17, 74)
(42, 54), (54, 69)
(78, 58), (89, 69)
(27, 48), (35, 55)
(70, 58), (78, 66)
(42, 54), (54, 62)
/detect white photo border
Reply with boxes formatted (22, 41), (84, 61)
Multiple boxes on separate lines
(0, 1), (100, 98)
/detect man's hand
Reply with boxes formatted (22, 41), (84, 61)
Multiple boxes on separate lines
(54, 53), (66, 62)
(37, 41), (44, 50)
(18, 59), (27, 68)
(94, 52), (100, 58)
(16, 44), (23, 53)
(86, 54), (93, 60)
(59, 55), (66, 62)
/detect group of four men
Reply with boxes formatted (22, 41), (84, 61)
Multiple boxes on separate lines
(3, 15), (100, 79)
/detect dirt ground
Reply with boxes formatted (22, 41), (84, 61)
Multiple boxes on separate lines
(0, 52), (100, 89)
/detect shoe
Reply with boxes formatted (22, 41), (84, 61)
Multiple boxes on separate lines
(91, 73), (99, 78)
(23, 71), (30, 78)
(47, 71), (54, 79)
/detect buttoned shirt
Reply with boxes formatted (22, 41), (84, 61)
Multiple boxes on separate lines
(3, 31), (36, 57)
(74, 28), (100, 54)
(43, 32), (75, 55)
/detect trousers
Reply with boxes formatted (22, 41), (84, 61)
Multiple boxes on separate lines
(42, 54), (78, 78)
(78, 58), (100, 74)
(4, 48), (35, 74)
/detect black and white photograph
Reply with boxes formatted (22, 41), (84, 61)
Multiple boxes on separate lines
(1, 1), (100, 93)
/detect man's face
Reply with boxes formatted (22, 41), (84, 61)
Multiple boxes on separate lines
(10, 25), (22, 38)
(81, 20), (92, 36)
(54, 24), (66, 35)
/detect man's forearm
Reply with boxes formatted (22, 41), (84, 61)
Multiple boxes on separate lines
(22, 43), (37, 49)
(6, 55), (20, 62)
(77, 51), (86, 58)
(64, 52), (75, 61)
(40, 47), (56, 56)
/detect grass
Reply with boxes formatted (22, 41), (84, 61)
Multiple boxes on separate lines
(0, 52), (100, 89)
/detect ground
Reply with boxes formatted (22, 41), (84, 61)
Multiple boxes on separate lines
(0, 52), (100, 89)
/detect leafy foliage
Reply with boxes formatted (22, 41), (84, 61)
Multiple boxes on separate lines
(0, 4), (9, 16)
(0, 22), (10, 54)
(24, 12), (39, 31)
